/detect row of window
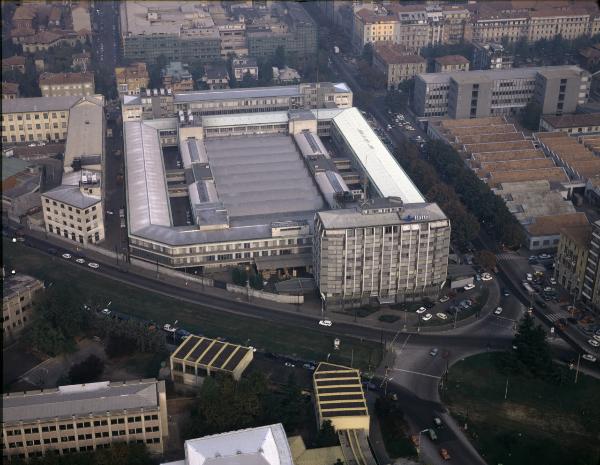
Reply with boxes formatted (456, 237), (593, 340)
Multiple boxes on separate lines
(3, 112), (67, 122)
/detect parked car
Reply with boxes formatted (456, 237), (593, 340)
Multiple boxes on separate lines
(582, 354), (597, 362)
(439, 448), (451, 460)
(433, 417), (443, 427)
(549, 277), (557, 285)
(526, 273), (533, 281)
(436, 312), (448, 320)
(101, 308), (111, 316)
(439, 295), (450, 303)
(88, 262), (99, 269)
(163, 324), (177, 333)
(502, 288), (510, 296)
(62, 253), (72, 259)
(587, 339), (599, 347)
(464, 283), (475, 291)
(75, 258), (86, 264)
(319, 319), (332, 327)
(422, 313), (433, 321)
(494, 307), (503, 315)
(416, 306), (428, 314)
(429, 348), (439, 357)
(481, 273), (493, 281)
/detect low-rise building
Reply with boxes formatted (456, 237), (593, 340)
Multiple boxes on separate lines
(312, 362), (369, 433)
(578, 43), (600, 70)
(202, 63), (230, 90)
(162, 62), (194, 92)
(21, 30), (87, 54)
(2, 379), (168, 461)
(2, 82), (20, 100)
(555, 224), (592, 301)
(1, 157), (41, 223)
(115, 62), (150, 96)
(373, 44), (426, 90)
(169, 335), (254, 385)
(272, 66), (301, 85)
(434, 55), (470, 73)
(232, 57), (258, 81)
(39, 72), (95, 98)
(539, 113), (600, 135)
(2, 56), (26, 73)
(2, 274), (44, 342)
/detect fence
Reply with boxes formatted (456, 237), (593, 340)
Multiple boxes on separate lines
(226, 283), (304, 304)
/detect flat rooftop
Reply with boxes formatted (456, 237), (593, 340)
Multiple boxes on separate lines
(313, 363), (368, 420)
(204, 135), (324, 218)
(171, 335), (253, 374)
(2, 379), (162, 424)
(418, 65), (585, 84)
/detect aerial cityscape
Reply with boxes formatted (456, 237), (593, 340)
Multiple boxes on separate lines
(2, 0), (600, 464)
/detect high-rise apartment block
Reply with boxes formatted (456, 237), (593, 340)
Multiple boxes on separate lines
(414, 65), (590, 119)
(2, 380), (168, 461)
(582, 220), (600, 311)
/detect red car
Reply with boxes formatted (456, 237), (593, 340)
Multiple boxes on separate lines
(440, 448), (451, 460)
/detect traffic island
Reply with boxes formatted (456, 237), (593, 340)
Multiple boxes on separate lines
(441, 352), (600, 465)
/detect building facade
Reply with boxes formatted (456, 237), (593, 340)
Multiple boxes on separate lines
(372, 44), (426, 91)
(232, 57), (258, 81)
(2, 82), (20, 100)
(414, 65), (591, 119)
(472, 42), (513, 70)
(555, 225), (592, 301)
(39, 72), (95, 98)
(434, 55), (470, 73)
(582, 220), (600, 311)
(2, 274), (44, 342)
(162, 62), (194, 93)
(115, 63), (149, 96)
(2, 380), (168, 461)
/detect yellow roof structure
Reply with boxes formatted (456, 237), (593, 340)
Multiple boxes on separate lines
(288, 435), (344, 465)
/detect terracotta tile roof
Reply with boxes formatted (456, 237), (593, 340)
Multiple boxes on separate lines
(2, 82), (20, 94)
(472, 149), (544, 162)
(13, 5), (37, 21)
(435, 55), (470, 65)
(479, 157), (555, 173)
(2, 56), (26, 66)
(527, 212), (589, 236)
(541, 113), (600, 129)
(374, 44), (425, 65)
(39, 72), (94, 86)
(487, 167), (569, 187)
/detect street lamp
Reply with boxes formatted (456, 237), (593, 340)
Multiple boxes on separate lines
(417, 428), (429, 463)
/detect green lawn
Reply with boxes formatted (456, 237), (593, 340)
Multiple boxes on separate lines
(442, 352), (600, 465)
(4, 240), (382, 370)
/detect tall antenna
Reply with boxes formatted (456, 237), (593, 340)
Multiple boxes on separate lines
(316, 46), (319, 122)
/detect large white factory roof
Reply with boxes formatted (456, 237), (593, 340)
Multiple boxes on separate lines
(332, 107), (425, 203)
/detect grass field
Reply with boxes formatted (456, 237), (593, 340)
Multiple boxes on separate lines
(4, 240), (382, 371)
(442, 352), (600, 465)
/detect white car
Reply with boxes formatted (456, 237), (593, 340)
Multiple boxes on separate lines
(163, 324), (177, 333)
(587, 339), (599, 347)
(422, 313), (433, 321)
(464, 283), (476, 291)
(439, 296), (450, 303)
(88, 262), (99, 269)
(494, 307), (503, 315)
(481, 273), (493, 281)
(549, 277), (557, 285)
(62, 253), (72, 259)
(106, 210), (114, 215)
(526, 273), (533, 282)
(593, 334), (600, 342)
(416, 306), (428, 314)
(284, 362), (295, 368)
(101, 308), (111, 316)
(319, 319), (332, 327)
(436, 312), (448, 320)
(582, 354), (597, 362)
(75, 258), (85, 264)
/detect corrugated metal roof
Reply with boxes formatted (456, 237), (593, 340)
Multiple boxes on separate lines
(2, 95), (80, 114)
(124, 121), (172, 232)
(332, 107), (425, 203)
(2, 380), (160, 423)
(64, 97), (104, 170)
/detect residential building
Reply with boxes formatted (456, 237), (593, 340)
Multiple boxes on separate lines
(215, 18), (248, 58)
(2, 379), (168, 461)
(372, 44), (426, 90)
(12, 5), (36, 30)
(578, 44), (600, 70)
(2, 96), (79, 143)
(170, 335), (254, 385)
(2, 158), (41, 223)
(39, 72), (95, 98)
(162, 62), (194, 93)
(555, 224), (592, 301)
(414, 65), (591, 119)
(2, 274), (44, 342)
(272, 66), (301, 85)
(115, 62), (149, 96)
(202, 63), (230, 90)
(2, 82), (20, 100)
(232, 57), (258, 81)
(21, 30), (88, 53)
(72, 52), (91, 73)
(434, 55), (470, 73)
(2, 56), (26, 73)
(160, 424), (293, 465)
(581, 220), (600, 311)
(472, 42), (513, 70)
(539, 113), (600, 134)
(41, 96), (106, 245)
(120, 89), (174, 122)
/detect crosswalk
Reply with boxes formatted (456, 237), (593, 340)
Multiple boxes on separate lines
(496, 253), (527, 262)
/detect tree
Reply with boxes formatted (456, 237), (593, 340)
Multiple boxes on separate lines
(476, 250), (497, 270)
(105, 335), (137, 358)
(68, 354), (104, 384)
(361, 43), (373, 64)
(506, 314), (555, 380)
(520, 101), (541, 131)
(315, 420), (338, 447)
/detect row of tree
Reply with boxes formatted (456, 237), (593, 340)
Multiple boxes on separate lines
(183, 372), (338, 447)
(392, 140), (480, 248)
(423, 140), (525, 248)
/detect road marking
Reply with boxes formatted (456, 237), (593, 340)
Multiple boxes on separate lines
(494, 315), (517, 322)
(389, 368), (441, 379)
(396, 334), (411, 355)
